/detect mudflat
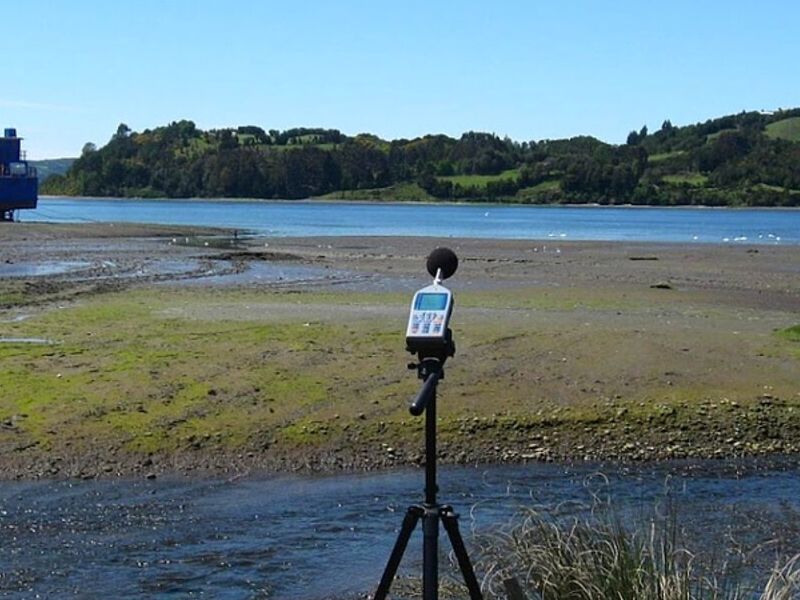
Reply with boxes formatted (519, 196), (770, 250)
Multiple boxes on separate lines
(0, 223), (798, 480)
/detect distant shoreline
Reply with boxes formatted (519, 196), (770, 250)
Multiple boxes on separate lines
(37, 194), (800, 210)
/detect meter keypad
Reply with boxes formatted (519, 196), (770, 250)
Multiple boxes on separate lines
(410, 311), (445, 336)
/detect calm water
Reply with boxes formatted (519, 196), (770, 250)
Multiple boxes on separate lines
(27, 197), (800, 244)
(2, 460), (800, 599)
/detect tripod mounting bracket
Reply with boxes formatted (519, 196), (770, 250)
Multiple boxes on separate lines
(406, 327), (455, 365)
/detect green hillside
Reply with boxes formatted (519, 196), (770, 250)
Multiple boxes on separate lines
(31, 158), (75, 182)
(41, 109), (800, 206)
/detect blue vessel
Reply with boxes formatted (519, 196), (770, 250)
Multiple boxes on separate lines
(0, 128), (38, 221)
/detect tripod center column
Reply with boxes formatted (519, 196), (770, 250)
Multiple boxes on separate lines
(422, 505), (440, 600)
(425, 384), (438, 505)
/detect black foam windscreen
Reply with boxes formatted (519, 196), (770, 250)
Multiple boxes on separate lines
(426, 247), (458, 280)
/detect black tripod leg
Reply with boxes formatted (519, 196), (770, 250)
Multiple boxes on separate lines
(441, 508), (483, 600)
(375, 506), (423, 600)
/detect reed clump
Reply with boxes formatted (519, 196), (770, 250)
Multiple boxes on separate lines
(470, 503), (800, 600)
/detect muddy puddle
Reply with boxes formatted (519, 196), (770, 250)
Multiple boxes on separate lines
(0, 261), (92, 278)
(0, 337), (54, 344)
(165, 261), (358, 288)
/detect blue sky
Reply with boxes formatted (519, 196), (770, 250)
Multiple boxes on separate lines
(3, 0), (798, 158)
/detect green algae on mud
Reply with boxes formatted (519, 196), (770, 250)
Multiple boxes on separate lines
(0, 288), (410, 465)
(780, 324), (800, 343)
(0, 281), (799, 479)
(777, 325), (800, 360)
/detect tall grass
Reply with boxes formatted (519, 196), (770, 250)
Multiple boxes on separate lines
(468, 500), (800, 600)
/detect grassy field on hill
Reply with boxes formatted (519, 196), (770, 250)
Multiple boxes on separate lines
(437, 168), (521, 186)
(318, 182), (436, 201)
(662, 173), (709, 186)
(766, 116), (800, 141)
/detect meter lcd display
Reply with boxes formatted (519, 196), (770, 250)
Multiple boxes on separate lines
(414, 293), (448, 311)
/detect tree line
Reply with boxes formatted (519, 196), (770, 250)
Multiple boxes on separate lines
(42, 110), (800, 206)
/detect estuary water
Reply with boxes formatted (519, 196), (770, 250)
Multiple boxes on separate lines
(2, 459), (800, 599)
(28, 197), (800, 244)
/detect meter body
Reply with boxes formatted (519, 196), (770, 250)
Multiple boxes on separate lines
(405, 282), (453, 355)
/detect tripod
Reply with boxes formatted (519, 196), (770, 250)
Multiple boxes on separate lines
(374, 347), (483, 600)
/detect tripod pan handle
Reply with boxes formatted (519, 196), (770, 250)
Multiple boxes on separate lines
(410, 369), (440, 416)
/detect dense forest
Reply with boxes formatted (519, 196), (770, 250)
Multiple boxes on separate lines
(42, 109), (800, 206)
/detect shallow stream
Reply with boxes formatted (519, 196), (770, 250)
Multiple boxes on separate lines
(2, 459), (799, 599)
